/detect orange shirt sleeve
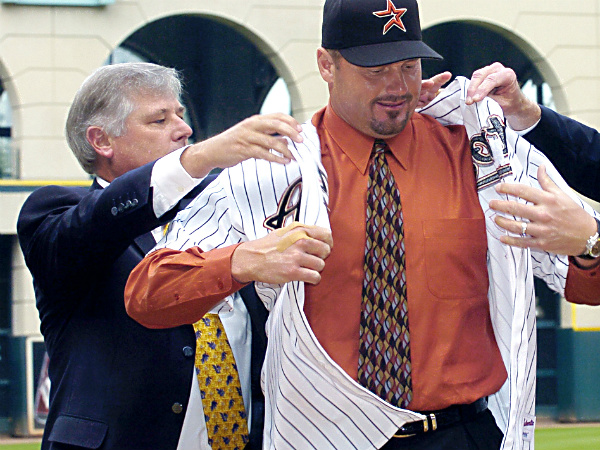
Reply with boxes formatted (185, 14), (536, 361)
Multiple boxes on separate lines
(125, 244), (247, 329)
(565, 257), (600, 305)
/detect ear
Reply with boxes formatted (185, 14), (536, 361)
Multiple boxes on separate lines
(86, 126), (114, 159)
(317, 47), (335, 83)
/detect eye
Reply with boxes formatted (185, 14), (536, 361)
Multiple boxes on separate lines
(403, 60), (419, 71)
(153, 118), (166, 124)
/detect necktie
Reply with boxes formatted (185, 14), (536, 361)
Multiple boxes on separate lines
(194, 314), (249, 450)
(358, 139), (412, 409)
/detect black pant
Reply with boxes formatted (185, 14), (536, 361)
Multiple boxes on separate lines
(379, 409), (504, 450)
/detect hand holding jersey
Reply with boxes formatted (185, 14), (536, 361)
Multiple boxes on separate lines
(180, 112), (304, 179)
(490, 165), (598, 264)
(466, 62), (542, 131)
(231, 222), (333, 285)
(420, 63), (600, 266)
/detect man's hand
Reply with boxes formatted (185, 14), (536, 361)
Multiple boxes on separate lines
(231, 222), (333, 285)
(466, 62), (541, 131)
(181, 113), (303, 178)
(489, 165), (597, 262)
(418, 71), (452, 108)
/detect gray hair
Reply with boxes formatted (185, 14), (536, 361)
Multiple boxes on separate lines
(65, 62), (183, 174)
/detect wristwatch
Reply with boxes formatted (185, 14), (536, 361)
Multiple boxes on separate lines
(578, 218), (600, 259)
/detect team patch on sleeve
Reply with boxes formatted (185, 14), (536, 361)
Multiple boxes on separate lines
(470, 115), (513, 191)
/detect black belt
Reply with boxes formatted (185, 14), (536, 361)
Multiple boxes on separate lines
(393, 398), (488, 438)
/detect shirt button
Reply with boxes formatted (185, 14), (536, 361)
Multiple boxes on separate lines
(172, 402), (183, 414)
(177, 186), (185, 193)
(182, 346), (194, 358)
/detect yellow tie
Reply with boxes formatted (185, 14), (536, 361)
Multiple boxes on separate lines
(194, 313), (249, 450)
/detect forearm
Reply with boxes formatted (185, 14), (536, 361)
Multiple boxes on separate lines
(504, 96), (541, 132)
(125, 244), (247, 329)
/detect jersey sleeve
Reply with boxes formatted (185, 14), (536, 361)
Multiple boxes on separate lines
(125, 170), (248, 328)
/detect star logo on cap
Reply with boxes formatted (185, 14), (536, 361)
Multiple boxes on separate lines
(373, 0), (408, 35)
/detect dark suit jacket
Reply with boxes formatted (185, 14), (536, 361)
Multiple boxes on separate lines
(525, 105), (600, 201)
(17, 161), (267, 450)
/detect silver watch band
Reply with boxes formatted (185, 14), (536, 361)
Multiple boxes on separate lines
(579, 218), (600, 259)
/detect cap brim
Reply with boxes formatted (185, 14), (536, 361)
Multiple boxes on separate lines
(339, 40), (442, 67)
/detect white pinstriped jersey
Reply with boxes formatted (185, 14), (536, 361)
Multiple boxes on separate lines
(156, 77), (598, 450)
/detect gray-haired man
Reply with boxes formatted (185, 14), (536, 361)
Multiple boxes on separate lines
(17, 62), (299, 450)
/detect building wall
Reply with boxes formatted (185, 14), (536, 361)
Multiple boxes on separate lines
(421, 1), (600, 124)
(1, 0), (599, 378)
(0, 0), (327, 182)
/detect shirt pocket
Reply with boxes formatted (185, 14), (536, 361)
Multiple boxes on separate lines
(422, 218), (489, 300)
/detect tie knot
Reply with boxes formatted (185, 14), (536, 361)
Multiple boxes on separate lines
(373, 139), (387, 155)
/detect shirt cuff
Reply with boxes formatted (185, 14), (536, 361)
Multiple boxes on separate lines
(150, 146), (203, 217)
(565, 257), (600, 305)
(512, 118), (541, 136)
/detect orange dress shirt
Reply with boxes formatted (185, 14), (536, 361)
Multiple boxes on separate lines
(303, 106), (506, 411)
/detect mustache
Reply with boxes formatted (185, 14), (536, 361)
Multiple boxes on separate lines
(373, 94), (413, 104)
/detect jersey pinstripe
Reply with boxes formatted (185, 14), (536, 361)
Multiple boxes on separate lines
(155, 77), (599, 450)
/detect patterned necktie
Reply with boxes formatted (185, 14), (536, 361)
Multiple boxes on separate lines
(358, 139), (412, 408)
(194, 314), (249, 450)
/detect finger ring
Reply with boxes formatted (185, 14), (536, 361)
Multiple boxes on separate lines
(520, 221), (528, 237)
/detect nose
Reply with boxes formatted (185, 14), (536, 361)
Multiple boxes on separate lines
(173, 115), (193, 142)
(385, 66), (409, 94)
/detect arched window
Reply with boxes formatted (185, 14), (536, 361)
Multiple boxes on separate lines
(104, 15), (292, 146)
(423, 21), (555, 109)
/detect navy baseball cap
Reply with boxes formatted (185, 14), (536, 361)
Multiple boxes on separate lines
(322, 0), (442, 67)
